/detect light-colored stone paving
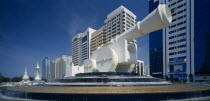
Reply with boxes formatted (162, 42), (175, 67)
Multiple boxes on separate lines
(6, 84), (210, 94)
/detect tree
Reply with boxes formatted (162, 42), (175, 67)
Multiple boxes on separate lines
(11, 76), (22, 82)
(0, 73), (11, 83)
(29, 77), (34, 81)
(0, 73), (4, 83)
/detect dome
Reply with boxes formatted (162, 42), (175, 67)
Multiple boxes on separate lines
(22, 68), (29, 81)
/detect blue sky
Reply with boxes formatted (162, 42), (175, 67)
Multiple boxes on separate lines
(0, 0), (149, 77)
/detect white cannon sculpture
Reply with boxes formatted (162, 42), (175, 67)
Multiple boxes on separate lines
(84, 4), (172, 73)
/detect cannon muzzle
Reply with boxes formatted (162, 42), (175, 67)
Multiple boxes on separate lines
(117, 4), (172, 42)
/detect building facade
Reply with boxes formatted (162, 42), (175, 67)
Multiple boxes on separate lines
(72, 33), (82, 66)
(148, 0), (165, 78)
(60, 55), (72, 78)
(150, 48), (164, 77)
(81, 28), (96, 64)
(144, 65), (150, 76)
(55, 57), (61, 79)
(161, 0), (210, 82)
(72, 28), (95, 66)
(104, 5), (136, 43)
(50, 61), (55, 81)
(132, 60), (144, 76)
(90, 26), (106, 54)
(42, 57), (50, 80)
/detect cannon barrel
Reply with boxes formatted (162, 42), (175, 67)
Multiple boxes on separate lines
(117, 4), (172, 42)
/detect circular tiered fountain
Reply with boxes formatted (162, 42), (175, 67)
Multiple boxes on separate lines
(2, 72), (210, 101)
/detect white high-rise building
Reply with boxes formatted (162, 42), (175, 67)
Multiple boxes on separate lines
(104, 5), (136, 43)
(72, 28), (95, 66)
(90, 6), (137, 54)
(160, 0), (210, 82)
(55, 57), (61, 79)
(60, 55), (72, 78)
(81, 28), (96, 63)
(163, 0), (190, 80)
(64, 58), (73, 77)
(72, 33), (82, 66)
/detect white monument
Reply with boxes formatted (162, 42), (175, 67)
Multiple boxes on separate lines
(20, 67), (31, 85)
(84, 4), (172, 73)
(34, 63), (41, 81)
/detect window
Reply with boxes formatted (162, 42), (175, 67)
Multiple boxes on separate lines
(169, 47), (175, 50)
(171, 2), (176, 6)
(169, 36), (175, 39)
(177, 10), (183, 14)
(112, 24), (116, 27)
(180, 27), (186, 31)
(169, 30), (175, 34)
(178, 38), (186, 42)
(172, 13), (177, 16)
(169, 52), (175, 56)
(177, 0), (183, 3)
(169, 41), (175, 45)
(177, 4), (183, 9)
(179, 44), (186, 48)
(179, 50), (186, 54)
(170, 24), (176, 28)
(112, 27), (116, 30)
(82, 36), (87, 43)
(177, 22), (184, 26)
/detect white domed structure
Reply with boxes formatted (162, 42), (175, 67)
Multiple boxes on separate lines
(22, 68), (29, 81)
(34, 63), (41, 81)
(21, 67), (31, 85)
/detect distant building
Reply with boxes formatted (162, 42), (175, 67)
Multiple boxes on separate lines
(42, 57), (50, 80)
(50, 61), (55, 81)
(55, 58), (61, 79)
(60, 55), (72, 78)
(150, 48), (163, 77)
(148, 0), (165, 78)
(72, 28), (95, 66)
(104, 5), (136, 43)
(64, 56), (73, 77)
(132, 60), (144, 76)
(144, 65), (150, 76)
(52, 55), (76, 79)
